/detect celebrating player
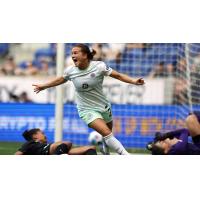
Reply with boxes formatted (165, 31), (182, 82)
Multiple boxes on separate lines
(147, 111), (200, 155)
(32, 44), (145, 155)
(15, 128), (97, 155)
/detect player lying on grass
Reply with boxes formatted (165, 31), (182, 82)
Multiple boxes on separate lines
(15, 128), (97, 155)
(147, 111), (200, 155)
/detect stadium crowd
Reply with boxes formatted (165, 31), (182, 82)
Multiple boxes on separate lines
(0, 43), (182, 77)
(1, 43), (200, 104)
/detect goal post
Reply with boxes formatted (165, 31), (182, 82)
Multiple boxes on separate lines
(55, 43), (65, 142)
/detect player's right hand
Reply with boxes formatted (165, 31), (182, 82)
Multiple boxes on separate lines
(32, 84), (45, 94)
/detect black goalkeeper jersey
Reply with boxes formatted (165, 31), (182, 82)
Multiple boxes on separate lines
(18, 140), (51, 155)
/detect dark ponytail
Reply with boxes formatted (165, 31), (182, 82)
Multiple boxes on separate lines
(73, 44), (96, 60)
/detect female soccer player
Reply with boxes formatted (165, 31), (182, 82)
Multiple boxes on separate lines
(147, 111), (200, 155)
(32, 44), (145, 155)
(15, 128), (97, 155)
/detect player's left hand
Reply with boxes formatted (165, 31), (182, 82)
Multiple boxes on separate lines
(135, 78), (145, 85)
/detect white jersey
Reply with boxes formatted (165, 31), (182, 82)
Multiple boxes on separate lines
(63, 61), (113, 112)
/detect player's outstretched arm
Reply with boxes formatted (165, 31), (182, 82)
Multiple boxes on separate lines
(109, 70), (145, 85)
(32, 76), (67, 94)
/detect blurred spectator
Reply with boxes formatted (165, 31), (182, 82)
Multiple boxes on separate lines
(173, 78), (188, 104)
(91, 43), (106, 61)
(125, 43), (146, 50)
(24, 61), (39, 75)
(19, 92), (32, 103)
(40, 60), (48, 75)
(115, 52), (122, 64)
(40, 60), (55, 75)
(193, 54), (200, 66)
(0, 58), (40, 76)
(149, 62), (166, 78)
(9, 91), (32, 103)
(0, 55), (18, 75)
(103, 43), (125, 60)
(166, 63), (175, 77)
(9, 92), (20, 102)
(176, 58), (187, 78)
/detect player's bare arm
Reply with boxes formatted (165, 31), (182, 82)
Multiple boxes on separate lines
(109, 70), (145, 85)
(32, 76), (66, 93)
(68, 145), (96, 155)
(15, 151), (23, 155)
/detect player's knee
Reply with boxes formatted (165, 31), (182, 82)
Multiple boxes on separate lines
(186, 114), (196, 127)
(101, 128), (112, 136)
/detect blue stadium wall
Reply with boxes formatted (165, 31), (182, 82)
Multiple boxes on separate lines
(0, 103), (186, 148)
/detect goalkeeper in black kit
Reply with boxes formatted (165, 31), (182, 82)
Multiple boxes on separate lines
(15, 128), (97, 155)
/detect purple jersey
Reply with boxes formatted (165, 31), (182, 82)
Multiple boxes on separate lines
(168, 129), (200, 155)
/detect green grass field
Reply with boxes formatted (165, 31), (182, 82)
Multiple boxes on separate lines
(0, 142), (23, 155)
(0, 142), (150, 155)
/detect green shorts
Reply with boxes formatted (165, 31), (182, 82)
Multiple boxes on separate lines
(78, 108), (113, 125)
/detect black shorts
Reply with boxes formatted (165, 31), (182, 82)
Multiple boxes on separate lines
(40, 143), (51, 155)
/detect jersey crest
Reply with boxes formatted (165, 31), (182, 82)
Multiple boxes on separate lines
(82, 83), (89, 89)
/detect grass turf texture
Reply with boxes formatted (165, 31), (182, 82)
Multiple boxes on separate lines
(0, 142), (150, 155)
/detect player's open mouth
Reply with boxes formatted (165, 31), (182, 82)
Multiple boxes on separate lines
(73, 58), (78, 64)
